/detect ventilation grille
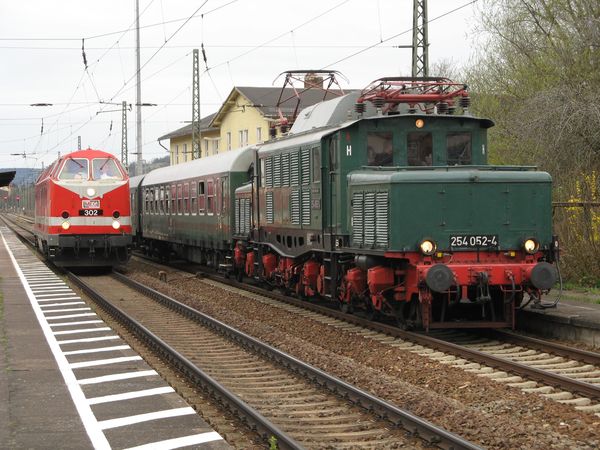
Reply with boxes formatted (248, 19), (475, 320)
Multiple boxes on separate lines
(301, 148), (310, 185)
(273, 154), (281, 187)
(266, 191), (274, 224)
(301, 190), (311, 225)
(290, 190), (300, 225)
(265, 158), (273, 188)
(235, 198), (251, 235)
(281, 153), (290, 187)
(352, 190), (388, 248)
(290, 152), (300, 186)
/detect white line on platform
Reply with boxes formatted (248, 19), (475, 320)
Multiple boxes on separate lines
(97, 407), (196, 430)
(53, 327), (111, 335)
(70, 356), (142, 369)
(50, 320), (104, 327)
(0, 230), (111, 450)
(88, 386), (175, 405)
(78, 370), (158, 385)
(57, 335), (120, 345)
(27, 282), (66, 286)
(123, 432), (223, 450)
(63, 345), (131, 356)
(33, 289), (73, 294)
(40, 302), (86, 307)
(36, 296), (81, 302)
(35, 292), (77, 298)
(43, 305), (92, 314)
(43, 307), (92, 313)
(46, 313), (97, 320)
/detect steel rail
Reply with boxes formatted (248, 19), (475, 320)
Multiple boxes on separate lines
(488, 329), (600, 366)
(67, 271), (303, 450)
(178, 268), (600, 401)
(111, 270), (482, 450)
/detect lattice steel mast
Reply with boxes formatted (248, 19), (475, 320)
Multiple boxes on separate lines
(191, 48), (201, 159)
(411, 0), (429, 77)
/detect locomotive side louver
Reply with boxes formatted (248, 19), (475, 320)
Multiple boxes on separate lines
(375, 191), (389, 247)
(301, 190), (311, 226)
(301, 148), (310, 185)
(266, 191), (274, 224)
(265, 157), (273, 188)
(290, 152), (300, 186)
(291, 190), (300, 225)
(352, 190), (388, 248)
(281, 153), (290, 187)
(235, 198), (241, 233)
(241, 198), (250, 234)
(273, 154), (282, 187)
(352, 192), (364, 246)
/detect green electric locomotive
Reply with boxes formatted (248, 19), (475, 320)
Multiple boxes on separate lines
(131, 77), (558, 330)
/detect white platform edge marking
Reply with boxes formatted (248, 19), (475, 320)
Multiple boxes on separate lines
(88, 386), (175, 405)
(58, 335), (120, 345)
(70, 356), (142, 369)
(78, 369), (158, 385)
(0, 230), (111, 450)
(97, 407), (196, 430)
(63, 345), (131, 356)
(123, 431), (223, 450)
(50, 320), (104, 327)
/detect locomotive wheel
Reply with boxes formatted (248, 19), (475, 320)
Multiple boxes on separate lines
(339, 301), (353, 314)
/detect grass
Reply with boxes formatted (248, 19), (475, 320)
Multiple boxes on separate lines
(559, 282), (600, 305)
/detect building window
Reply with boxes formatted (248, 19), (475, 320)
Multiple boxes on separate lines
(183, 143), (188, 162)
(213, 139), (219, 155)
(175, 145), (179, 164)
(256, 127), (262, 143)
(239, 129), (248, 147)
(226, 132), (232, 151)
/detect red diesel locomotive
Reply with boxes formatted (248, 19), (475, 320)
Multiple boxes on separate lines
(34, 149), (132, 267)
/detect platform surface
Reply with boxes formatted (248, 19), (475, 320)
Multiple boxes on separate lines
(0, 226), (231, 449)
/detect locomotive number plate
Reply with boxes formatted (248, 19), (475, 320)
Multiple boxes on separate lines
(79, 209), (103, 216)
(450, 235), (498, 248)
(82, 200), (100, 209)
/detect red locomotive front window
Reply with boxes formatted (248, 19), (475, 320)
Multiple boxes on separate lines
(59, 158), (89, 180)
(92, 158), (123, 180)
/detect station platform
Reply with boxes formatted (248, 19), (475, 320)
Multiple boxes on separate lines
(0, 226), (231, 449)
(517, 291), (600, 348)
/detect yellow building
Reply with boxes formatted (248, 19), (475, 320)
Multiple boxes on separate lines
(158, 85), (344, 165)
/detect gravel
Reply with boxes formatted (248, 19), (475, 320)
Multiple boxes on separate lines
(127, 262), (600, 449)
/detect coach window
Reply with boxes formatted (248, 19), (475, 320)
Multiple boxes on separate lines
(144, 189), (150, 213)
(177, 184), (183, 214)
(159, 186), (165, 214)
(367, 132), (393, 166)
(447, 133), (472, 165)
(164, 188), (170, 215)
(407, 132), (432, 166)
(59, 158), (88, 180)
(183, 183), (190, 214)
(190, 182), (197, 214)
(207, 179), (215, 215)
(149, 188), (154, 214)
(171, 185), (177, 214)
(154, 188), (159, 214)
(198, 181), (206, 214)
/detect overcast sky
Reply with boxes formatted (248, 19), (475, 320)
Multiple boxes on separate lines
(0, 0), (480, 171)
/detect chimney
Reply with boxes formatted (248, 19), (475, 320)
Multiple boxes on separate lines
(304, 73), (324, 89)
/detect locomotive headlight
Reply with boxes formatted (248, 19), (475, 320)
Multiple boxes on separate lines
(86, 188), (96, 197)
(523, 238), (539, 254)
(111, 220), (121, 230)
(61, 221), (70, 230)
(420, 239), (437, 255)
(415, 119), (425, 128)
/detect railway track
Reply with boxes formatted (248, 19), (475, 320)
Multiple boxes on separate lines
(129, 255), (600, 417)
(68, 269), (480, 450)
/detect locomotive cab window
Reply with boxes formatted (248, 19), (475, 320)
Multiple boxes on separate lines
(367, 132), (393, 166)
(447, 133), (472, 165)
(59, 158), (88, 180)
(92, 158), (123, 180)
(407, 132), (432, 166)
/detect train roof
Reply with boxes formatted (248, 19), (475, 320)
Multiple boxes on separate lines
(141, 145), (255, 186)
(129, 174), (145, 189)
(347, 166), (550, 185)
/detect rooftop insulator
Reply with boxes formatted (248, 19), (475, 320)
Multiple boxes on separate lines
(280, 124), (289, 134)
(460, 96), (471, 109)
(355, 102), (366, 114)
(269, 127), (277, 139)
(373, 97), (385, 109)
(408, 105), (417, 114)
(447, 105), (456, 115)
(436, 102), (449, 114)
